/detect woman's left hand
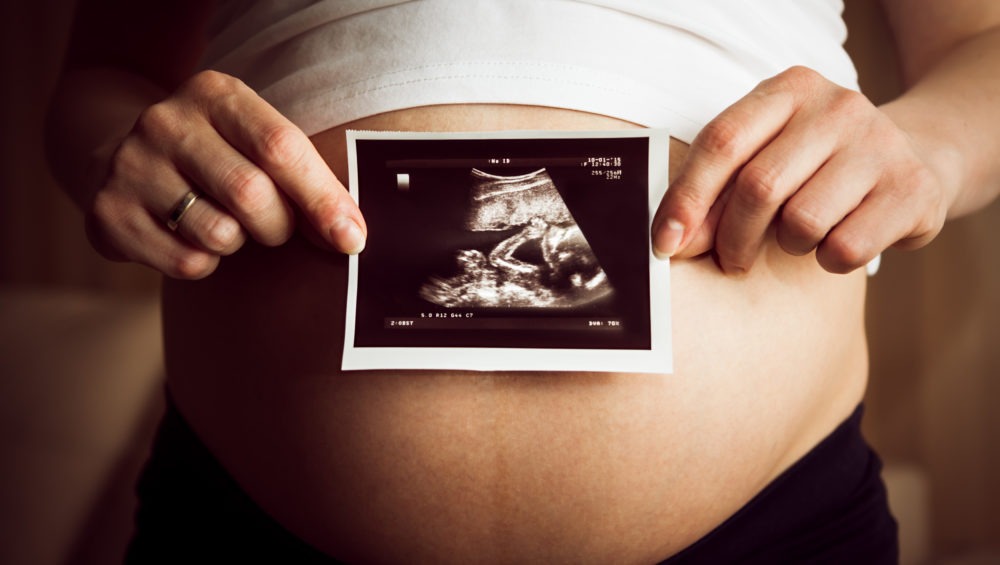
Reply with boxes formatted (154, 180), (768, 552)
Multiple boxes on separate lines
(651, 65), (951, 274)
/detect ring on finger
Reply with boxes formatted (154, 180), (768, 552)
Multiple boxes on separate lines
(166, 191), (199, 231)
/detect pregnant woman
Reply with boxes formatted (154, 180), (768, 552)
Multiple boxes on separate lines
(47, 1), (1000, 563)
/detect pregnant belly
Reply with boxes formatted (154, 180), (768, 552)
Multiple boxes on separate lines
(162, 104), (870, 564)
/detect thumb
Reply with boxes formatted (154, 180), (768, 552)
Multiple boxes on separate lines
(652, 185), (728, 260)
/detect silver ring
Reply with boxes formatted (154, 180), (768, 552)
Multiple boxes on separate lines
(166, 191), (199, 231)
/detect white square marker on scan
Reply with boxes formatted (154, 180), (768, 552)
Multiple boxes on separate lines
(343, 129), (672, 374)
(396, 173), (410, 191)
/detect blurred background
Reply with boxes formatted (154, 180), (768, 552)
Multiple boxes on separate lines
(1, 1), (998, 564)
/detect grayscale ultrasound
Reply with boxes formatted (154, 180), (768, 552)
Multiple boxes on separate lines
(419, 168), (613, 308)
(350, 135), (652, 351)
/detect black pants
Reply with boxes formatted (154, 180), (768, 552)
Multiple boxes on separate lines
(127, 399), (897, 564)
(661, 403), (898, 564)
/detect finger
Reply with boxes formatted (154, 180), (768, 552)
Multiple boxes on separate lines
(173, 125), (295, 247)
(775, 150), (876, 257)
(713, 115), (841, 272)
(669, 186), (729, 260)
(196, 74), (366, 254)
(172, 195), (247, 256)
(816, 181), (938, 274)
(91, 190), (221, 279)
(144, 224), (221, 280)
(141, 217), (222, 280)
(126, 157), (247, 255)
(652, 69), (814, 258)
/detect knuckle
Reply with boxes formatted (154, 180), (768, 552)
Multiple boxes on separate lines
(258, 124), (308, 169)
(303, 194), (340, 228)
(667, 183), (708, 217)
(735, 163), (783, 208)
(222, 164), (273, 215)
(90, 189), (119, 224)
(183, 71), (250, 117)
(827, 87), (869, 118)
(134, 102), (181, 140)
(106, 137), (151, 182)
(109, 136), (140, 168)
(696, 117), (745, 160)
(909, 165), (940, 200)
(781, 202), (826, 241)
(863, 121), (898, 150)
(185, 69), (240, 98)
(778, 65), (822, 90)
(90, 190), (138, 236)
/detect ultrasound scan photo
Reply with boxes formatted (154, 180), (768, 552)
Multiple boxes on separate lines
(342, 130), (672, 373)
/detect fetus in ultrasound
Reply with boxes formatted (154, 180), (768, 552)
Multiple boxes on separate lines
(420, 168), (613, 308)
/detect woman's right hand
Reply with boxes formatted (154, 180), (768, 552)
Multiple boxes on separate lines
(85, 69), (366, 279)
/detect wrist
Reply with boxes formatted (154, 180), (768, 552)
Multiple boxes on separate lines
(878, 97), (967, 218)
(46, 68), (166, 211)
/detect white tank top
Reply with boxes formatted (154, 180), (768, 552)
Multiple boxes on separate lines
(201, 0), (859, 143)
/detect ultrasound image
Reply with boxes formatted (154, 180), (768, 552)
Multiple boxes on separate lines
(419, 168), (613, 308)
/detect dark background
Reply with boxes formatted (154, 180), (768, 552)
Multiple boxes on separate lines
(354, 136), (651, 349)
(2, 2), (999, 563)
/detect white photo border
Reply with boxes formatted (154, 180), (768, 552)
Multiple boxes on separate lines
(342, 129), (672, 374)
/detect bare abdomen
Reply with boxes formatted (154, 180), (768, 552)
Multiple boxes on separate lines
(162, 104), (869, 564)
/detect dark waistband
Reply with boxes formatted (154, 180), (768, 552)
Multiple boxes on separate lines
(660, 403), (898, 564)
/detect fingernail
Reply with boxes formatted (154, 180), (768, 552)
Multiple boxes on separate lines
(653, 218), (685, 259)
(331, 217), (366, 255)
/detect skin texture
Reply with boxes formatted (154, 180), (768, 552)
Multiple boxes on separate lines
(44, 1), (1000, 562)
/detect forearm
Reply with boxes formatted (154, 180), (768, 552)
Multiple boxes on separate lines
(878, 25), (1000, 219)
(45, 67), (168, 210)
